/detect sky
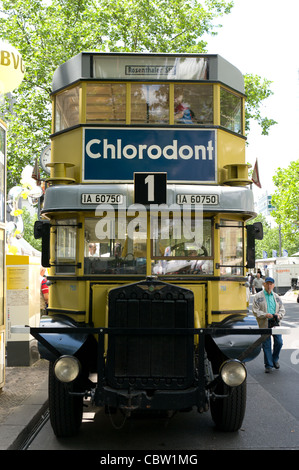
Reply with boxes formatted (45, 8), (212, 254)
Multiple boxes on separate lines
(204, 0), (299, 198)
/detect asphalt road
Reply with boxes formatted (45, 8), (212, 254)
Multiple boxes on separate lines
(27, 297), (299, 452)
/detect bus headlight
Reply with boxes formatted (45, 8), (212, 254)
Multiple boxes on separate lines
(54, 355), (81, 383)
(220, 359), (247, 387)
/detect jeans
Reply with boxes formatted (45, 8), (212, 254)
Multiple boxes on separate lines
(262, 335), (283, 369)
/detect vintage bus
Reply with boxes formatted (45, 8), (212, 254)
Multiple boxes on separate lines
(33, 52), (264, 437)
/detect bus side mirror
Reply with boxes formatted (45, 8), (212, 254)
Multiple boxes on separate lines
(34, 220), (51, 268)
(246, 222), (263, 268)
(251, 221), (263, 240)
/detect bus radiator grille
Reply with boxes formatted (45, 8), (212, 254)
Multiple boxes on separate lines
(106, 280), (194, 390)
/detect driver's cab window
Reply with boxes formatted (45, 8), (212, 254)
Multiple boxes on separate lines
(84, 217), (146, 275)
(220, 220), (244, 275)
(55, 218), (77, 274)
(151, 216), (213, 275)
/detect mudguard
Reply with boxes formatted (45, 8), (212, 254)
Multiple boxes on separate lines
(211, 314), (262, 362)
(37, 315), (89, 362)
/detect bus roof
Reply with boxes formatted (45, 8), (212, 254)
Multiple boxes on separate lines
(52, 52), (245, 95)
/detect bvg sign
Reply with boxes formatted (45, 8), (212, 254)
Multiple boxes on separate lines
(0, 42), (25, 94)
(83, 128), (216, 184)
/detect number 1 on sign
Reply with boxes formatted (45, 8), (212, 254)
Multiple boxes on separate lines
(145, 174), (154, 202)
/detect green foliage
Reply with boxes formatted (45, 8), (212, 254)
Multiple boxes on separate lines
(247, 212), (299, 260)
(0, 0), (276, 189)
(244, 74), (277, 136)
(21, 206), (41, 251)
(271, 160), (299, 246)
(0, 0), (233, 187)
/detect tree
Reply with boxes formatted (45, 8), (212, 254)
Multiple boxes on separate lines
(0, 0), (276, 189)
(22, 206), (41, 251)
(246, 213), (299, 260)
(271, 160), (299, 247)
(244, 74), (277, 136)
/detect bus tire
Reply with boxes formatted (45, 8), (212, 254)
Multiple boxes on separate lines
(210, 380), (246, 432)
(48, 361), (83, 437)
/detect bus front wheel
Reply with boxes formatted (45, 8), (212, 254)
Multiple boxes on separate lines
(210, 380), (246, 432)
(48, 361), (83, 437)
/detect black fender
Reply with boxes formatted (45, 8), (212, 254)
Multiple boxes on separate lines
(210, 314), (262, 362)
(37, 315), (89, 362)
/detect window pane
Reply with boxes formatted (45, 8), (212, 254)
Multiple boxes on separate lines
(93, 55), (208, 80)
(220, 220), (243, 275)
(86, 83), (126, 124)
(131, 84), (169, 124)
(84, 217), (146, 275)
(220, 88), (242, 133)
(55, 219), (77, 274)
(151, 217), (213, 275)
(174, 85), (213, 125)
(55, 86), (79, 132)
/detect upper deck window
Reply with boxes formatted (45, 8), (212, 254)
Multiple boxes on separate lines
(174, 85), (213, 125)
(53, 78), (243, 135)
(220, 88), (242, 134)
(55, 86), (80, 132)
(86, 83), (126, 124)
(131, 84), (169, 124)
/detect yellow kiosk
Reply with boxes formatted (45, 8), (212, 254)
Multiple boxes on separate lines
(6, 254), (40, 366)
(0, 42), (25, 387)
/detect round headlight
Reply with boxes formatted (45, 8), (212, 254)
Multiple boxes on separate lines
(220, 360), (247, 387)
(54, 356), (81, 383)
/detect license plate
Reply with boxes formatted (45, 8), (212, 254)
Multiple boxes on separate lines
(176, 194), (219, 205)
(81, 193), (124, 204)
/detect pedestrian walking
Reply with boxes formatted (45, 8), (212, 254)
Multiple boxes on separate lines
(253, 272), (264, 293)
(252, 277), (285, 373)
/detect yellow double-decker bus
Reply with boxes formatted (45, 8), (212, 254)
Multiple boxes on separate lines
(33, 53), (264, 437)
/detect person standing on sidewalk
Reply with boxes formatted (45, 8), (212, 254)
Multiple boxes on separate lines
(252, 277), (285, 373)
(252, 272), (264, 293)
(40, 266), (48, 315)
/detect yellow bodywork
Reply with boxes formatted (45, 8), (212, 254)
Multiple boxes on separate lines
(45, 76), (251, 345)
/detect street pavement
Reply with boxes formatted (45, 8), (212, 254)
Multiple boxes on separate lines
(0, 358), (48, 450)
(0, 291), (298, 451)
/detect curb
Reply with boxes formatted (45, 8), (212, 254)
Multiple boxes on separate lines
(0, 377), (48, 450)
(7, 400), (49, 450)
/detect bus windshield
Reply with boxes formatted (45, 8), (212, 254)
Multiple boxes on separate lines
(84, 216), (147, 275)
(83, 214), (214, 276)
(151, 216), (213, 275)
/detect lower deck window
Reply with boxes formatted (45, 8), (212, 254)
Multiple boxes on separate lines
(220, 220), (244, 275)
(151, 216), (213, 275)
(55, 219), (77, 274)
(84, 217), (147, 275)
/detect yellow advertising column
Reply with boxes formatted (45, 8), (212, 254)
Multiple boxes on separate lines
(6, 255), (40, 366)
(0, 42), (24, 387)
